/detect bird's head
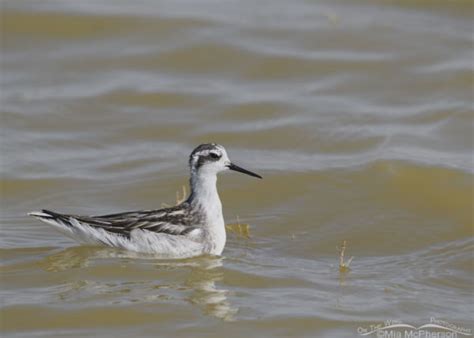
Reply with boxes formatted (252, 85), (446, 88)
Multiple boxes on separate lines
(189, 143), (262, 179)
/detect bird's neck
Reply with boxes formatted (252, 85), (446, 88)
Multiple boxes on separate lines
(188, 172), (223, 221)
(187, 172), (226, 255)
(187, 171), (226, 255)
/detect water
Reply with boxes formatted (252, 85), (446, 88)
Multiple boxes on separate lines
(1, 0), (473, 337)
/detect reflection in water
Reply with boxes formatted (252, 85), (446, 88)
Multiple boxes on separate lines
(335, 267), (350, 311)
(38, 247), (238, 321)
(183, 256), (238, 321)
(153, 255), (238, 321)
(38, 246), (99, 272)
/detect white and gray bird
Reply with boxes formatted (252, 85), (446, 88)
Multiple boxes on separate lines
(28, 143), (262, 258)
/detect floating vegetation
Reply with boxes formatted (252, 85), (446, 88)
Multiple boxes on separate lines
(323, 11), (340, 26)
(226, 216), (251, 239)
(163, 185), (251, 238)
(337, 240), (354, 273)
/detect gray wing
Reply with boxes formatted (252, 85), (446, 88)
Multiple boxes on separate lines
(38, 205), (200, 238)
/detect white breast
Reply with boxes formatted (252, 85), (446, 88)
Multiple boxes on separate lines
(190, 173), (227, 255)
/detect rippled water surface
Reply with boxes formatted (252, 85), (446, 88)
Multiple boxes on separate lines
(1, 1), (473, 337)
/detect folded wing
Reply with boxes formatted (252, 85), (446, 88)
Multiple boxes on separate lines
(29, 206), (200, 238)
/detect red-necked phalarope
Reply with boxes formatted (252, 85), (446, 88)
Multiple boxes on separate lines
(28, 143), (262, 258)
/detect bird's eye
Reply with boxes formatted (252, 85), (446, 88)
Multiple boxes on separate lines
(209, 152), (220, 159)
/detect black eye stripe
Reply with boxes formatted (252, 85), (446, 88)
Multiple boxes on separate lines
(194, 152), (221, 168)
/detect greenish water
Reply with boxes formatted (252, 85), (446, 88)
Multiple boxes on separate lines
(1, 1), (473, 337)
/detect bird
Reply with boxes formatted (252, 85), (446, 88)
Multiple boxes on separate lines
(28, 143), (262, 258)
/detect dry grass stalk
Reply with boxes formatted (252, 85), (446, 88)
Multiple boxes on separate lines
(338, 240), (354, 272)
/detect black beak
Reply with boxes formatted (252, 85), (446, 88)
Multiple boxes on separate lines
(227, 163), (262, 179)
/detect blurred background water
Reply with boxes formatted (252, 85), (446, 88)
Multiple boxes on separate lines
(1, 0), (473, 337)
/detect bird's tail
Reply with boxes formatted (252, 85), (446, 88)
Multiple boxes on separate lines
(28, 209), (75, 227)
(30, 209), (82, 239)
(28, 209), (130, 248)
(28, 209), (58, 220)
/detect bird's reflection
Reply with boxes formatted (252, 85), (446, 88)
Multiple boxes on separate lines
(39, 246), (238, 321)
(38, 246), (98, 272)
(183, 255), (238, 321)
